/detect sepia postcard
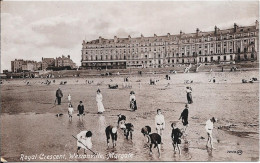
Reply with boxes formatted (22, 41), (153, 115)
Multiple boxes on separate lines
(0, 0), (259, 162)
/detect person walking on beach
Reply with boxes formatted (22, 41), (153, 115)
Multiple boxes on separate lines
(129, 91), (137, 111)
(96, 89), (105, 114)
(186, 87), (193, 104)
(68, 103), (74, 121)
(68, 94), (71, 103)
(205, 117), (217, 149)
(179, 104), (189, 135)
(155, 109), (165, 138)
(171, 123), (183, 155)
(56, 87), (63, 105)
(76, 130), (93, 155)
(77, 101), (85, 121)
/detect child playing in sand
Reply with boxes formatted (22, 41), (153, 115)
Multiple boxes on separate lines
(68, 103), (74, 121)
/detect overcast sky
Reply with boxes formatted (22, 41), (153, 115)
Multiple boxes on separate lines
(1, 1), (259, 71)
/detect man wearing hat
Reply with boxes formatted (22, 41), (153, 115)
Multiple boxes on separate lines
(205, 117), (217, 149)
(56, 87), (63, 105)
(179, 104), (189, 135)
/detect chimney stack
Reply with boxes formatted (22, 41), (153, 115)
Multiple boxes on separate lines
(196, 28), (200, 36)
(114, 36), (118, 43)
(234, 23), (238, 32)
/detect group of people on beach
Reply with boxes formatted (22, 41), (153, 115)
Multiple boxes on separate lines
(54, 81), (218, 158)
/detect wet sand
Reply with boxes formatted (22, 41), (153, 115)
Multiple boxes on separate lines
(1, 71), (259, 161)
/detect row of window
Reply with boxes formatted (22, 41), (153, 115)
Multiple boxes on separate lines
(85, 47), (252, 61)
(85, 39), (255, 55)
(85, 32), (257, 49)
(126, 55), (235, 65)
(85, 45), (255, 61)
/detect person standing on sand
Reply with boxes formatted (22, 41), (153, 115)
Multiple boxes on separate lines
(171, 123), (183, 155)
(78, 101), (85, 121)
(186, 87), (193, 104)
(155, 109), (165, 138)
(179, 104), (189, 135)
(205, 117), (217, 149)
(96, 89), (105, 114)
(56, 87), (63, 105)
(68, 103), (74, 121)
(129, 91), (137, 111)
(68, 94), (71, 103)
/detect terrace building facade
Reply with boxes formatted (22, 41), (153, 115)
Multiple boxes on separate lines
(11, 59), (38, 72)
(55, 55), (77, 69)
(81, 21), (259, 69)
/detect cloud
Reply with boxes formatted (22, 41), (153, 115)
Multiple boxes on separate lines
(1, 1), (258, 72)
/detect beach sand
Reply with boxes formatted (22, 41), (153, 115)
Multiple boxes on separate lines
(1, 71), (259, 161)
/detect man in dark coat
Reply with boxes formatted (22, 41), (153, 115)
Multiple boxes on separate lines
(56, 87), (63, 105)
(179, 104), (189, 135)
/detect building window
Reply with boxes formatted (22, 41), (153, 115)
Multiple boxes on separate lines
(230, 49), (232, 53)
(224, 56), (226, 61)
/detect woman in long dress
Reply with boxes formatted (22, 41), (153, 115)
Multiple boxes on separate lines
(186, 87), (193, 104)
(130, 91), (137, 111)
(96, 89), (105, 114)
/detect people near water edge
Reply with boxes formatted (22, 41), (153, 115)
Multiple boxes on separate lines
(77, 101), (85, 121)
(56, 87), (63, 105)
(96, 89), (105, 114)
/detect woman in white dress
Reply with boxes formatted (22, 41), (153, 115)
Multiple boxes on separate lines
(96, 89), (105, 114)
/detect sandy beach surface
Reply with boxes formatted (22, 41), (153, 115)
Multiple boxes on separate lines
(1, 71), (259, 161)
